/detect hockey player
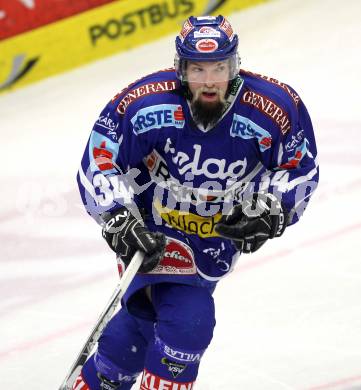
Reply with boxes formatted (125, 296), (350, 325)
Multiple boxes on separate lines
(76, 15), (319, 389)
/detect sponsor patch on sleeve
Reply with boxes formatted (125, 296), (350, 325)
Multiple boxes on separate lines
(230, 113), (272, 151)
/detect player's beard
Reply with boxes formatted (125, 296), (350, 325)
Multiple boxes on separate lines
(190, 87), (227, 129)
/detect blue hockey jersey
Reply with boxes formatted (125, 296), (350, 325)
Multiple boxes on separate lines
(77, 68), (319, 285)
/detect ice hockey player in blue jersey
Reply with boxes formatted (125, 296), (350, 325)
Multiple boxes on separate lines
(76, 14), (319, 390)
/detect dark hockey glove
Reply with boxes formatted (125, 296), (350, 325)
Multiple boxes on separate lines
(101, 208), (166, 273)
(215, 193), (287, 253)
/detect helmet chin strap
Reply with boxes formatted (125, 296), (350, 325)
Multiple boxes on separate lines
(180, 81), (193, 101)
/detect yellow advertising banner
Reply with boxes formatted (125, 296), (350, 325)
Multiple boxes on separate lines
(0, 0), (269, 93)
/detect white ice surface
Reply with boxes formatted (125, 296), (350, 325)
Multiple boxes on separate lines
(0, 0), (361, 389)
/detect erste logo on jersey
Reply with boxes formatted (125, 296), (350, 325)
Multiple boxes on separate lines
(131, 104), (185, 134)
(231, 113), (272, 152)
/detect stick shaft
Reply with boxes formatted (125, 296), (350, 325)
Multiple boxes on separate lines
(59, 251), (144, 390)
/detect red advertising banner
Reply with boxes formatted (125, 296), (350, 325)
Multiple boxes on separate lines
(0, 0), (116, 40)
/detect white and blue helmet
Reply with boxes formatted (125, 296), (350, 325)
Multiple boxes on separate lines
(175, 15), (240, 82)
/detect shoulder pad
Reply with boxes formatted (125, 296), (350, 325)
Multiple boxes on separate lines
(240, 69), (300, 107)
(239, 70), (302, 135)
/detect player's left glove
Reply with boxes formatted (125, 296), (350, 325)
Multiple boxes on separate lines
(215, 193), (288, 253)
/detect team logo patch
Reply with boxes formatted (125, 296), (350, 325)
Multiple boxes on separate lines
(147, 237), (196, 275)
(89, 130), (119, 173)
(92, 140), (114, 171)
(161, 358), (187, 378)
(230, 113), (272, 152)
(131, 104), (185, 134)
(195, 39), (218, 53)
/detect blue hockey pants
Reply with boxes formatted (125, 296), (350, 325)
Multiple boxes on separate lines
(81, 283), (216, 389)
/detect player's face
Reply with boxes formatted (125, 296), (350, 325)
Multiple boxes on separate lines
(186, 60), (230, 103)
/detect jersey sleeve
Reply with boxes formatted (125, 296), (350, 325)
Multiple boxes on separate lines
(257, 93), (319, 225)
(76, 97), (157, 223)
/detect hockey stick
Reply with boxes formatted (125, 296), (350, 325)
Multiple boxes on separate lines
(59, 250), (144, 390)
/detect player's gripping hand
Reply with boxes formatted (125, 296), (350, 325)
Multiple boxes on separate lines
(215, 193), (287, 253)
(101, 207), (166, 272)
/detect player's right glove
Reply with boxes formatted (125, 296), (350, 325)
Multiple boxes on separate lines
(101, 207), (166, 273)
(215, 193), (288, 253)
